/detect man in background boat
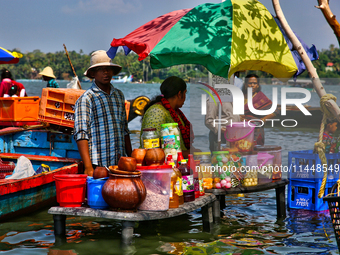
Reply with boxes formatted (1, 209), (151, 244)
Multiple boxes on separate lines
(241, 74), (275, 145)
(74, 50), (132, 176)
(39, 66), (59, 88)
(323, 118), (338, 140)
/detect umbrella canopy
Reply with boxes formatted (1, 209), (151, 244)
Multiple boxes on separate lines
(108, 0), (316, 79)
(0, 47), (23, 64)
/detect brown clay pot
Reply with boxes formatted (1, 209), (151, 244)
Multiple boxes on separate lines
(144, 148), (165, 166)
(118, 157), (137, 172)
(93, 166), (109, 179)
(101, 172), (146, 210)
(131, 148), (147, 166)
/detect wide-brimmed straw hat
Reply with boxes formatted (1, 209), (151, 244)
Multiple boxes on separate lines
(39, 66), (56, 79)
(84, 50), (122, 78)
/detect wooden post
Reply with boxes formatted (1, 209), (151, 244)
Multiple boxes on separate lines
(202, 203), (214, 232)
(272, 0), (340, 120)
(121, 221), (135, 247)
(213, 198), (221, 223)
(63, 44), (82, 89)
(275, 185), (286, 218)
(53, 214), (67, 245)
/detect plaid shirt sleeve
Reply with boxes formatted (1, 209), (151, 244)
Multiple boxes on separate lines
(117, 90), (130, 136)
(74, 94), (91, 141)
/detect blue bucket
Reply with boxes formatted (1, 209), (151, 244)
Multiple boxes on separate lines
(87, 176), (109, 209)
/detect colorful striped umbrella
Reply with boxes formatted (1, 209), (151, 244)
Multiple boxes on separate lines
(0, 47), (23, 64)
(108, 0), (317, 79)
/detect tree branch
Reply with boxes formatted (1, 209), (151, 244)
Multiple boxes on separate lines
(316, 0), (340, 46)
(272, 0), (340, 120)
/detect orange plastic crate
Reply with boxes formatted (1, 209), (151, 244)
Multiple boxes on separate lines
(0, 96), (40, 122)
(38, 88), (85, 128)
(39, 88), (130, 128)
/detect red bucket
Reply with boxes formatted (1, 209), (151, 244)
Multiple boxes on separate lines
(54, 174), (87, 207)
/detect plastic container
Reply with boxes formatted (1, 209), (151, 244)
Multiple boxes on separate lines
(169, 167), (180, 209)
(0, 158), (15, 179)
(211, 151), (230, 188)
(87, 176), (109, 209)
(194, 152), (211, 195)
(189, 155), (199, 199)
(137, 165), (173, 211)
(288, 150), (340, 182)
(39, 88), (129, 127)
(0, 96), (40, 122)
(39, 88), (85, 128)
(323, 182), (340, 251)
(224, 122), (255, 153)
(257, 152), (274, 184)
(161, 123), (182, 161)
(254, 145), (282, 179)
(141, 128), (160, 149)
(288, 179), (336, 211)
(242, 154), (258, 187)
(54, 174), (87, 207)
(178, 160), (195, 202)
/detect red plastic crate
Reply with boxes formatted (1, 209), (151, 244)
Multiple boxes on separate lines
(0, 160), (15, 179)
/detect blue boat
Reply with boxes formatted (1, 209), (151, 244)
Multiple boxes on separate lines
(0, 129), (82, 221)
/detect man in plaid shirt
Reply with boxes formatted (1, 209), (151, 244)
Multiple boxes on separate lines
(74, 50), (132, 176)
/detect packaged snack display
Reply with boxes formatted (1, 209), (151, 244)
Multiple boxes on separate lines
(194, 152), (212, 191)
(254, 145), (282, 180)
(142, 128), (160, 149)
(242, 154), (258, 187)
(212, 151), (244, 188)
(161, 123), (181, 161)
(257, 152), (274, 184)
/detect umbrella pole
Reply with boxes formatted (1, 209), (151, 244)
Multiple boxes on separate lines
(63, 44), (82, 89)
(272, 0), (340, 119)
(217, 104), (222, 151)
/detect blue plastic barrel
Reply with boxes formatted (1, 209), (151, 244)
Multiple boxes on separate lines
(87, 176), (109, 209)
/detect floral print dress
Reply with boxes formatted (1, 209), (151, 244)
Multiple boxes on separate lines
(140, 103), (188, 151)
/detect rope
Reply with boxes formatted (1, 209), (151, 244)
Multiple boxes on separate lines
(316, 94), (337, 198)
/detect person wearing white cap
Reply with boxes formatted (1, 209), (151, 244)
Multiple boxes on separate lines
(74, 50), (132, 176)
(39, 66), (59, 88)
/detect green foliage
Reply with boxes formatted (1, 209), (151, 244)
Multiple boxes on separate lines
(2, 45), (340, 81)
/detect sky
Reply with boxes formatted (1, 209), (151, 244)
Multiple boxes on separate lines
(1, 0), (340, 55)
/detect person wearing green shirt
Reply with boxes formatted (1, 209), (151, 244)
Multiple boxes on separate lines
(39, 66), (59, 88)
(140, 76), (200, 158)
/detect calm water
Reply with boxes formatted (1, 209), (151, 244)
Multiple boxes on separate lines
(0, 80), (339, 254)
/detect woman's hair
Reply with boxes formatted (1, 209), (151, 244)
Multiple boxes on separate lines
(1, 69), (13, 81)
(241, 73), (261, 94)
(142, 76), (187, 115)
(326, 118), (338, 125)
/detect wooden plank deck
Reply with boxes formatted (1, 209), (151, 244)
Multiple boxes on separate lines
(48, 194), (218, 246)
(205, 179), (289, 218)
(48, 193), (216, 221)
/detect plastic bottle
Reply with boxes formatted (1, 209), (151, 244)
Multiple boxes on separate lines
(188, 154), (199, 199)
(173, 161), (184, 205)
(170, 162), (183, 205)
(179, 160), (195, 202)
(176, 152), (184, 168)
(198, 169), (205, 196)
(169, 164), (179, 209)
(166, 154), (173, 165)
